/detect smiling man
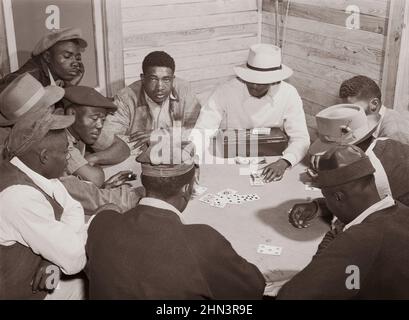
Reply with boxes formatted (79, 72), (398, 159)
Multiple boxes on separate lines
(0, 27), (87, 92)
(63, 86), (130, 187)
(92, 51), (201, 160)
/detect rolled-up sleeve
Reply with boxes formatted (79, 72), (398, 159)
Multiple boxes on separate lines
(281, 89), (310, 166)
(0, 186), (87, 275)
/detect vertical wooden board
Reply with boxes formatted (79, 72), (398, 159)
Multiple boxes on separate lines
(0, 1), (10, 77)
(121, 0), (212, 8)
(381, 0), (406, 108)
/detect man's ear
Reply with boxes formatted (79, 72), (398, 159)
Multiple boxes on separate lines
(368, 98), (381, 113)
(140, 73), (145, 81)
(42, 51), (51, 64)
(39, 148), (48, 165)
(65, 107), (76, 116)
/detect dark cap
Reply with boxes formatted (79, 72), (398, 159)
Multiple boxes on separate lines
(32, 27), (87, 56)
(63, 86), (117, 111)
(316, 144), (375, 188)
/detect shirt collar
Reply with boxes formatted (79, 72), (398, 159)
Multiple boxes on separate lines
(139, 197), (184, 222)
(10, 157), (56, 197)
(343, 195), (395, 231)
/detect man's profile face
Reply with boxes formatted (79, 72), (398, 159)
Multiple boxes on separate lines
(141, 66), (175, 104)
(46, 40), (83, 81)
(45, 130), (70, 179)
(70, 106), (107, 145)
(245, 82), (271, 98)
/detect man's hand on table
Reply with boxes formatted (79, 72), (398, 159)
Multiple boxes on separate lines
(261, 159), (290, 182)
(102, 170), (135, 189)
(289, 201), (320, 229)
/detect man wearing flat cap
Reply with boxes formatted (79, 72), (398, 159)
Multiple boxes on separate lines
(0, 27), (87, 93)
(193, 44), (310, 182)
(62, 86), (131, 188)
(278, 144), (409, 299)
(289, 104), (409, 229)
(85, 141), (265, 299)
(0, 101), (87, 299)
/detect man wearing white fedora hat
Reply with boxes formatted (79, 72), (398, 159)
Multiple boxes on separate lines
(288, 103), (409, 229)
(194, 44), (310, 181)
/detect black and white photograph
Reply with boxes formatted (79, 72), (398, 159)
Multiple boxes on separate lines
(1, 0), (409, 307)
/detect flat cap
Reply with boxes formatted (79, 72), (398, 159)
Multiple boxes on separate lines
(32, 27), (88, 56)
(63, 86), (117, 111)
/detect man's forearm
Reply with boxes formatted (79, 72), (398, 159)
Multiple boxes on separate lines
(90, 136), (130, 165)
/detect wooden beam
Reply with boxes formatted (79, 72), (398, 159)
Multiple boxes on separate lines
(102, 0), (124, 97)
(393, 0), (409, 111)
(381, 0), (406, 108)
(0, 0), (10, 77)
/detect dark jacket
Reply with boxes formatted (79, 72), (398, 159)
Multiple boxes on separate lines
(86, 204), (266, 299)
(0, 56), (52, 92)
(278, 202), (409, 299)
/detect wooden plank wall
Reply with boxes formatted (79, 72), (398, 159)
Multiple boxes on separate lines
(261, 0), (390, 139)
(121, 0), (259, 102)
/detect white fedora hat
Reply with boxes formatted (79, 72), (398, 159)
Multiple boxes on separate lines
(234, 44), (293, 84)
(0, 73), (64, 126)
(309, 104), (381, 155)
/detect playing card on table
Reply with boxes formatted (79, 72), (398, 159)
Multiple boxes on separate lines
(251, 127), (271, 135)
(250, 173), (265, 186)
(224, 194), (245, 204)
(192, 184), (208, 197)
(199, 193), (216, 204)
(199, 194), (227, 208)
(257, 244), (282, 256)
(217, 188), (238, 197)
(243, 194), (260, 202)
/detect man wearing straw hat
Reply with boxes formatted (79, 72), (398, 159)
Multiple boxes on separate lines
(0, 27), (87, 92)
(85, 141), (265, 299)
(0, 94), (87, 299)
(289, 104), (409, 229)
(278, 144), (409, 299)
(194, 44), (310, 182)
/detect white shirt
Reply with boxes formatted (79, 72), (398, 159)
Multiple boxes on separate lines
(0, 157), (87, 275)
(343, 195), (395, 231)
(139, 197), (184, 223)
(193, 78), (310, 166)
(144, 92), (173, 129)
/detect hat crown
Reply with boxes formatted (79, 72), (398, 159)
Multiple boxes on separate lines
(247, 44), (282, 69)
(318, 144), (366, 171)
(316, 104), (369, 142)
(0, 73), (45, 120)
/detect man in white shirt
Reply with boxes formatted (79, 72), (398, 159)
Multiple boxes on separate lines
(278, 144), (409, 299)
(0, 87), (87, 299)
(193, 44), (310, 181)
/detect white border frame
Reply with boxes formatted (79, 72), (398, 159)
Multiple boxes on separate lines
(1, 0), (107, 95)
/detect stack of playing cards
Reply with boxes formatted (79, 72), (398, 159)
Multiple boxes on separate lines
(198, 188), (260, 208)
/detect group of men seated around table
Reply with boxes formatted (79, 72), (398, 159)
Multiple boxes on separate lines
(1, 27), (409, 300)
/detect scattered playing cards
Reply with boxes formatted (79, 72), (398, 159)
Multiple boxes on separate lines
(257, 244), (282, 256)
(198, 188), (260, 208)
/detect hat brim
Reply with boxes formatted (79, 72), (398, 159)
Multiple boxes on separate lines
(49, 114), (75, 130)
(0, 85), (65, 127)
(309, 113), (381, 155)
(234, 64), (293, 84)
